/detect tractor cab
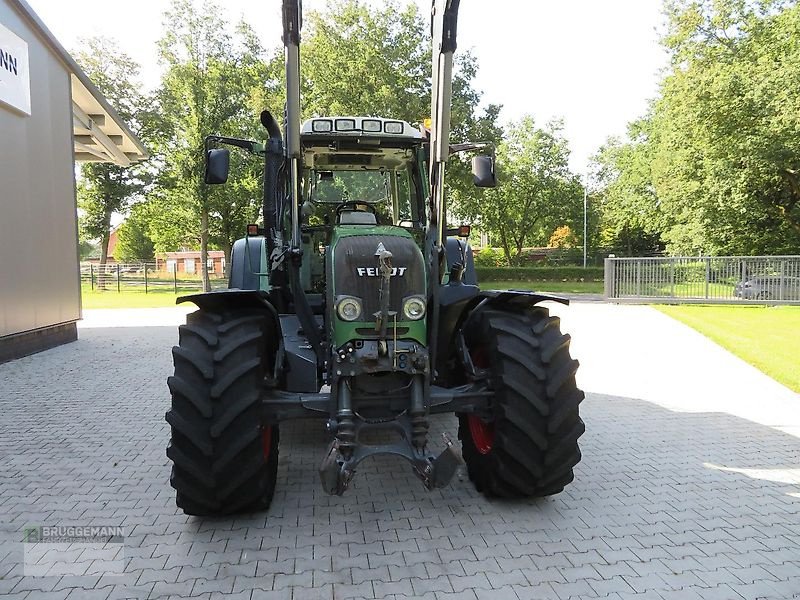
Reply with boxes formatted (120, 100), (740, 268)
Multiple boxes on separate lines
(299, 117), (427, 228)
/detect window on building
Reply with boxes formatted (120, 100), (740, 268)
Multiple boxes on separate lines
(185, 258), (195, 274)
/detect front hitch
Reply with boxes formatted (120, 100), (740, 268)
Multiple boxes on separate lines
(319, 429), (463, 496)
(318, 376), (464, 495)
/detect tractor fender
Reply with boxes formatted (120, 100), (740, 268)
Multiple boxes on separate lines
(177, 289), (280, 319)
(470, 289), (569, 311)
(229, 235), (268, 291)
(445, 237), (477, 285)
(434, 287), (568, 386)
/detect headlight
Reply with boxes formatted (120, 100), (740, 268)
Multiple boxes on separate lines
(336, 297), (362, 321)
(402, 296), (426, 320)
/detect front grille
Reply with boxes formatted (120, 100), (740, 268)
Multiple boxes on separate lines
(355, 326), (410, 337)
(333, 235), (425, 319)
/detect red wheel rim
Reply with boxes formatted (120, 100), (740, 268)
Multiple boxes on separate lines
(261, 426), (272, 460)
(468, 415), (495, 454)
(468, 347), (494, 454)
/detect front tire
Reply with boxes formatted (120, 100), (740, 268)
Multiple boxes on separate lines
(166, 309), (279, 516)
(458, 307), (584, 497)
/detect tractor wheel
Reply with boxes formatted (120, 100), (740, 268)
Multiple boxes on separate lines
(165, 309), (279, 516)
(458, 307), (584, 498)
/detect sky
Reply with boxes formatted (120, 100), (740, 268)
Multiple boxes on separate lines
(27, 0), (669, 173)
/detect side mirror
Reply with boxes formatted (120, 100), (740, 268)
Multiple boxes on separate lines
(472, 155), (496, 188)
(205, 148), (230, 184)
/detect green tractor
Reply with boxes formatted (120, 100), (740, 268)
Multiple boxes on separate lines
(165, 0), (584, 515)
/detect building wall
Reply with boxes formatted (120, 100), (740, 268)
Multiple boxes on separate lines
(0, 1), (80, 344)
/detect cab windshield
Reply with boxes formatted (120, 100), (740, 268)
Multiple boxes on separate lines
(302, 166), (420, 227)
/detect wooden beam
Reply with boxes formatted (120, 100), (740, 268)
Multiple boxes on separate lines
(72, 101), (130, 166)
(74, 141), (108, 161)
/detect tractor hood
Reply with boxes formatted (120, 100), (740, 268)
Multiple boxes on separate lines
(328, 226), (427, 346)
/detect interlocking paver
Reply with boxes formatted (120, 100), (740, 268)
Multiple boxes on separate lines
(0, 304), (799, 600)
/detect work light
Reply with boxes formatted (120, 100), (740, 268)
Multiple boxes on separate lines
(384, 121), (404, 134)
(312, 119), (333, 132)
(362, 119), (382, 132)
(335, 119), (356, 131)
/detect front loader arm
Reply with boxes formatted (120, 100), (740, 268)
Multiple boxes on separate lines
(281, 0), (324, 364)
(429, 0), (460, 245)
(427, 0), (461, 376)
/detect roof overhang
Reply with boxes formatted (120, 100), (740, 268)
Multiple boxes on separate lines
(71, 75), (147, 166)
(7, 0), (149, 166)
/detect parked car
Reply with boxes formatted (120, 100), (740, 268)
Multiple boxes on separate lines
(734, 276), (800, 300)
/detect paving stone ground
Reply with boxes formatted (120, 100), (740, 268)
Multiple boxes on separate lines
(0, 303), (798, 599)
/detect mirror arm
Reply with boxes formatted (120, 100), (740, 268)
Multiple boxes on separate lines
(204, 135), (265, 157)
(449, 141), (495, 160)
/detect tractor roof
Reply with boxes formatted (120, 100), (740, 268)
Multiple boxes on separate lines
(301, 117), (425, 142)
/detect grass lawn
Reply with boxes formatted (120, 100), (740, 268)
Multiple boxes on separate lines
(485, 280), (604, 294)
(82, 287), (189, 309)
(657, 304), (800, 393)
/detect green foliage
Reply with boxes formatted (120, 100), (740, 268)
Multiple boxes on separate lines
(455, 117), (583, 265)
(473, 248), (507, 267)
(73, 38), (150, 264)
(598, 0), (800, 256)
(78, 240), (99, 260)
(115, 205), (156, 262)
(149, 0), (280, 289)
(302, 1), (502, 209)
(302, 1), (429, 120)
(475, 266), (604, 282)
(593, 119), (666, 256)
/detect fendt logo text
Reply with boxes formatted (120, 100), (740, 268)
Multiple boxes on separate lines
(356, 267), (407, 277)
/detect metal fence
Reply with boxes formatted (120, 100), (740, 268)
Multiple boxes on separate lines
(604, 255), (800, 305)
(80, 262), (227, 293)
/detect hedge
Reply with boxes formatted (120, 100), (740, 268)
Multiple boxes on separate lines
(475, 266), (604, 282)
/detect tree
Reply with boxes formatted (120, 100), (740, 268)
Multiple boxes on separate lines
(301, 1), (429, 121)
(455, 116), (582, 265)
(548, 225), (577, 249)
(153, 0), (280, 290)
(592, 119), (666, 256)
(594, 0), (800, 256)
(301, 0), (503, 219)
(73, 37), (149, 286)
(115, 205), (156, 262)
(614, 0), (800, 255)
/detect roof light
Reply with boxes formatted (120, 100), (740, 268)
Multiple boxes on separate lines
(335, 118), (356, 131)
(362, 119), (381, 132)
(312, 119), (333, 132)
(384, 121), (403, 134)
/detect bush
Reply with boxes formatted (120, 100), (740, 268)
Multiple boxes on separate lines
(475, 266), (605, 282)
(473, 247), (507, 267)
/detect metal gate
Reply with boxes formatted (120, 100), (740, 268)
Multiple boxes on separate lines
(604, 256), (800, 305)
